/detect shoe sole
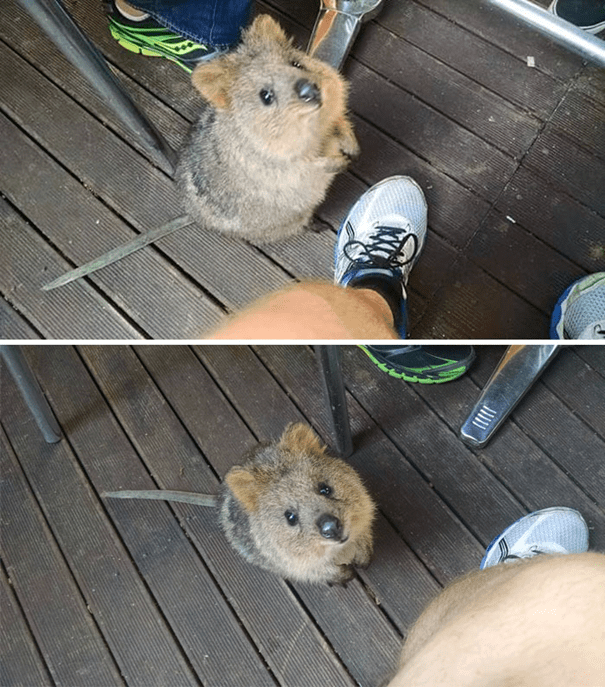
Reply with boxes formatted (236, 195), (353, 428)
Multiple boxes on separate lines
(109, 23), (194, 71)
(359, 345), (471, 384)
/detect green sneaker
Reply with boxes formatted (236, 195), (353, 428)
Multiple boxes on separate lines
(107, 0), (227, 72)
(359, 345), (475, 384)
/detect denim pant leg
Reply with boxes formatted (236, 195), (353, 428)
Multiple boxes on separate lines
(128, 0), (253, 46)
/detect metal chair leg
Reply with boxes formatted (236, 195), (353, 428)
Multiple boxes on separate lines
(1, 346), (62, 443)
(307, 0), (386, 70)
(315, 346), (353, 457)
(460, 344), (560, 448)
(16, 0), (177, 172)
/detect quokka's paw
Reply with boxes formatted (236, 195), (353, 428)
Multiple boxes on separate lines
(338, 124), (360, 162)
(327, 563), (355, 587)
(323, 119), (359, 172)
(353, 542), (373, 570)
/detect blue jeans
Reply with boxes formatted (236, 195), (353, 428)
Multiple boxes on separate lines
(129, 0), (253, 46)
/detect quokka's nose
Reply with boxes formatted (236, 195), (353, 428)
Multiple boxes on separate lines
(317, 514), (343, 540)
(295, 78), (321, 104)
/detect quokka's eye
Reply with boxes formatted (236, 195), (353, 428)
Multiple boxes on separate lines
(318, 483), (333, 497)
(259, 88), (275, 105)
(285, 510), (298, 526)
(291, 60), (303, 69)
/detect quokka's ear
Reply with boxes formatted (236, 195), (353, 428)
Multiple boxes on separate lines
(225, 466), (262, 512)
(278, 423), (326, 456)
(191, 58), (236, 109)
(244, 14), (289, 48)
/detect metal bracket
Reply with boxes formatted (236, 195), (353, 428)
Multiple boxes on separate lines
(307, 0), (385, 70)
(460, 344), (561, 448)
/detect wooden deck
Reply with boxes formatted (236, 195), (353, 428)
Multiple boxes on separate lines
(2, 344), (604, 686)
(0, 0), (604, 339)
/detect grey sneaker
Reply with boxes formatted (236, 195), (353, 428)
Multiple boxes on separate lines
(550, 272), (605, 339)
(334, 176), (428, 337)
(481, 507), (589, 569)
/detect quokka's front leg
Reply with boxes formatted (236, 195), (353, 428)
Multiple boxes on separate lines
(323, 117), (360, 172)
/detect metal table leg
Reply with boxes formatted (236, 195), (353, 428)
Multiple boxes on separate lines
(1, 346), (62, 443)
(307, 0), (385, 70)
(17, 0), (177, 172)
(460, 344), (560, 448)
(315, 346), (353, 457)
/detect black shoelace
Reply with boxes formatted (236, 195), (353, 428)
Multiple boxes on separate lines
(342, 223), (419, 271)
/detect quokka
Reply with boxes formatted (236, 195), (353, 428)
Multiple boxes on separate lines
(175, 14), (359, 243)
(104, 423), (375, 585)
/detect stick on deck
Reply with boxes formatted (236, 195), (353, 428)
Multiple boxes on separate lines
(42, 215), (193, 291)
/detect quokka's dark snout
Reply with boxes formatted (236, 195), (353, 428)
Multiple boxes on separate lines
(316, 513), (343, 540)
(295, 78), (321, 104)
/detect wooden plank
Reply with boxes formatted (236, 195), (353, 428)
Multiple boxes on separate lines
(540, 347), (605, 438)
(133, 345), (259, 475)
(0, 198), (141, 339)
(71, 345), (357, 687)
(267, 0), (580, 86)
(401, 345), (605, 552)
(0, 565), (53, 687)
(2, 368), (211, 687)
(413, 256), (549, 339)
(0, 115), (224, 338)
(256, 227), (335, 282)
(1, 0), (190, 164)
(353, 22), (542, 159)
(346, 60), (518, 201)
(291, 580), (401, 687)
(573, 344), (605, 374)
(374, 3), (569, 117)
(0, 41), (294, 314)
(467, 209), (587, 314)
(0, 297), (41, 339)
(129, 345), (404, 686)
(511, 370), (605, 505)
(409, 0), (583, 80)
(574, 64), (605, 107)
(548, 89), (605, 160)
(23, 345), (290, 687)
(495, 166), (605, 272)
(523, 129), (605, 215)
(0, 427), (124, 686)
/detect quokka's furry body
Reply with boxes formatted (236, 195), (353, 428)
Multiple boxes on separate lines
(175, 14), (359, 243)
(220, 423), (375, 585)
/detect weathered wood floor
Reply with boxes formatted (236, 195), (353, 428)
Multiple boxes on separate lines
(0, 0), (603, 339)
(2, 344), (604, 686)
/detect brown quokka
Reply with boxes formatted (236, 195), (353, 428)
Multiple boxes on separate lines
(103, 423), (375, 585)
(175, 14), (359, 243)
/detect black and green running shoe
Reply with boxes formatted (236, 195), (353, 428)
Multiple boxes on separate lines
(107, 0), (226, 72)
(359, 345), (475, 384)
